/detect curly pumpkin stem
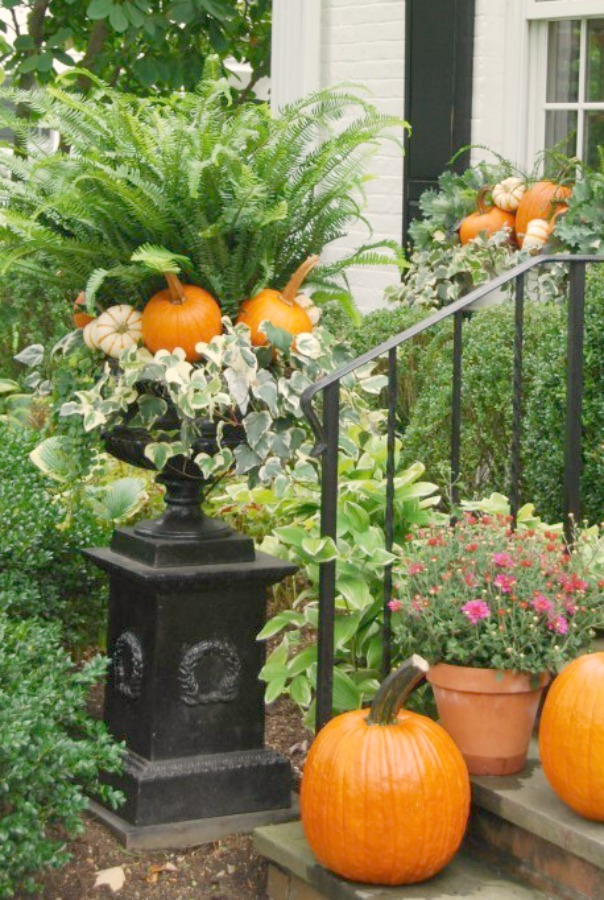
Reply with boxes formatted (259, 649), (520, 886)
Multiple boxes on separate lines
(366, 655), (430, 726)
(282, 255), (320, 305)
(164, 271), (186, 305)
(476, 185), (494, 215)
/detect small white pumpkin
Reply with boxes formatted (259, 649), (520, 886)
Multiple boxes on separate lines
(522, 217), (550, 253)
(83, 319), (101, 350)
(294, 293), (322, 327)
(93, 304), (143, 358)
(492, 177), (526, 212)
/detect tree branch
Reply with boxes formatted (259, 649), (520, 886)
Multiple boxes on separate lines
(77, 20), (110, 92)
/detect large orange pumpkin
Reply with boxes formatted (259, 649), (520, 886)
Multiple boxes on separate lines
(459, 188), (516, 245)
(237, 255), (318, 347)
(300, 656), (470, 885)
(141, 273), (222, 362)
(540, 653), (604, 821)
(515, 180), (572, 245)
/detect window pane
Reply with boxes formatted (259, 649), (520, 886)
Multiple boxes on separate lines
(545, 109), (578, 155)
(587, 19), (604, 101)
(547, 20), (580, 102)
(585, 110), (604, 167)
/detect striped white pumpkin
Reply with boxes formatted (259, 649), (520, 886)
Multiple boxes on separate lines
(522, 218), (549, 252)
(492, 177), (526, 212)
(93, 305), (143, 358)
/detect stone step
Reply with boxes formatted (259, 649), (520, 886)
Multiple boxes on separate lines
(254, 820), (546, 900)
(469, 741), (604, 900)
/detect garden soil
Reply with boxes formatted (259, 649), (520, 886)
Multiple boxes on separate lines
(34, 696), (309, 900)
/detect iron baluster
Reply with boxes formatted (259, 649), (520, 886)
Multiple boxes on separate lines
(315, 381), (340, 732)
(451, 311), (463, 508)
(382, 348), (398, 679)
(564, 261), (587, 542)
(510, 273), (525, 521)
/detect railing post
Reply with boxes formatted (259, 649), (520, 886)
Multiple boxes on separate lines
(510, 273), (525, 521)
(315, 381), (340, 732)
(450, 312), (463, 508)
(381, 348), (397, 679)
(564, 261), (586, 542)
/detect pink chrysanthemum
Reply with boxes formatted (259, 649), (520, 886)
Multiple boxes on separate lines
(462, 600), (491, 625)
(387, 599), (403, 613)
(548, 615), (569, 635)
(494, 573), (517, 594)
(531, 593), (554, 615)
(492, 552), (515, 569)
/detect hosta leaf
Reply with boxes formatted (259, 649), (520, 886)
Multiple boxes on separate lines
(332, 668), (362, 712)
(87, 477), (148, 522)
(29, 436), (75, 482)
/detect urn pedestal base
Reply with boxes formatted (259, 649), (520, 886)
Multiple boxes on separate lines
(86, 519), (297, 848)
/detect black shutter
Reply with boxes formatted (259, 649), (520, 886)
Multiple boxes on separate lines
(403, 0), (475, 245)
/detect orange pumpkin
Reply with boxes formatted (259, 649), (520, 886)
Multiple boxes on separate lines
(300, 656), (470, 885)
(72, 291), (94, 329)
(515, 180), (572, 245)
(540, 653), (604, 821)
(237, 256), (318, 347)
(459, 188), (516, 245)
(141, 273), (222, 362)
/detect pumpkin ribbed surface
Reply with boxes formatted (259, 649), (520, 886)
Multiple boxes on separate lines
(300, 708), (470, 885)
(515, 181), (572, 244)
(539, 653), (604, 821)
(237, 289), (312, 347)
(141, 284), (222, 362)
(459, 205), (515, 245)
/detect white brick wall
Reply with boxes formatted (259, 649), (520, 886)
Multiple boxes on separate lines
(273, 0), (514, 312)
(319, 0), (406, 313)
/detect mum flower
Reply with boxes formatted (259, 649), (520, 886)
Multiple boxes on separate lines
(531, 593), (554, 615)
(494, 573), (517, 594)
(492, 552), (515, 569)
(408, 562), (425, 575)
(462, 600), (491, 625)
(387, 599), (403, 613)
(548, 615), (569, 635)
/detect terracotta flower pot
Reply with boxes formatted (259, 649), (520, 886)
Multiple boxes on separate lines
(427, 663), (550, 776)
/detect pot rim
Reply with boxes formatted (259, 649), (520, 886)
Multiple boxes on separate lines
(427, 662), (550, 694)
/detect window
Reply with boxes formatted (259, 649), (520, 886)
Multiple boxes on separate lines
(527, 2), (604, 166)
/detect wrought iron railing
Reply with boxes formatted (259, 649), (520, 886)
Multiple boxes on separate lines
(300, 254), (603, 731)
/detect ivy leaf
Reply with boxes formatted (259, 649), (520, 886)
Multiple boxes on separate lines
(14, 344), (44, 368)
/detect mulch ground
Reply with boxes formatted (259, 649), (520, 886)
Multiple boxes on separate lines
(33, 696), (310, 900)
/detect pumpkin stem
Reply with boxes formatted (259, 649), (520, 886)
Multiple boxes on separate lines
(165, 272), (186, 305)
(366, 655), (430, 726)
(476, 185), (493, 215)
(282, 255), (320, 305)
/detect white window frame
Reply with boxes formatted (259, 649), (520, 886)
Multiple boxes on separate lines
(526, 3), (604, 167)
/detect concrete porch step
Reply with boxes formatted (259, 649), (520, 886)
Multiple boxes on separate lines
(254, 820), (546, 900)
(469, 741), (604, 900)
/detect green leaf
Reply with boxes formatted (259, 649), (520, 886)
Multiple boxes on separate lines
(109, 3), (129, 31)
(265, 674), (288, 704)
(0, 379), (19, 394)
(289, 675), (312, 707)
(287, 645), (317, 676)
(300, 536), (338, 563)
(29, 436), (75, 482)
(87, 477), (148, 522)
(332, 668), (362, 712)
(257, 610), (305, 641)
(131, 244), (190, 274)
(337, 574), (373, 610)
(334, 613), (361, 649)
(87, 0), (113, 19)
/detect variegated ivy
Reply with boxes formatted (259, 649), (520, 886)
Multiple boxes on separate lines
(59, 318), (388, 488)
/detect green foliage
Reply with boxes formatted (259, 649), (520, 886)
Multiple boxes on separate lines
(555, 172), (604, 255)
(0, 0), (271, 97)
(0, 69), (406, 319)
(0, 274), (69, 379)
(0, 614), (122, 898)
(399, 264), (604, 523)
(212, 415), (441, 726)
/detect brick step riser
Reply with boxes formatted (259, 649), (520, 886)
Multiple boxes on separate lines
(468, 807), (604, 900)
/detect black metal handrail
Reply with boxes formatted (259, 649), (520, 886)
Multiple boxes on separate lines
(300, 254), (603, 731)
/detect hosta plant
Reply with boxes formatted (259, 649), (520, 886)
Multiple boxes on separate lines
(0, 59), (406, 323)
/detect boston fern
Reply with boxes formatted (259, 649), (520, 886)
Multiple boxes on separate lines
(0, 60), (406, 321)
